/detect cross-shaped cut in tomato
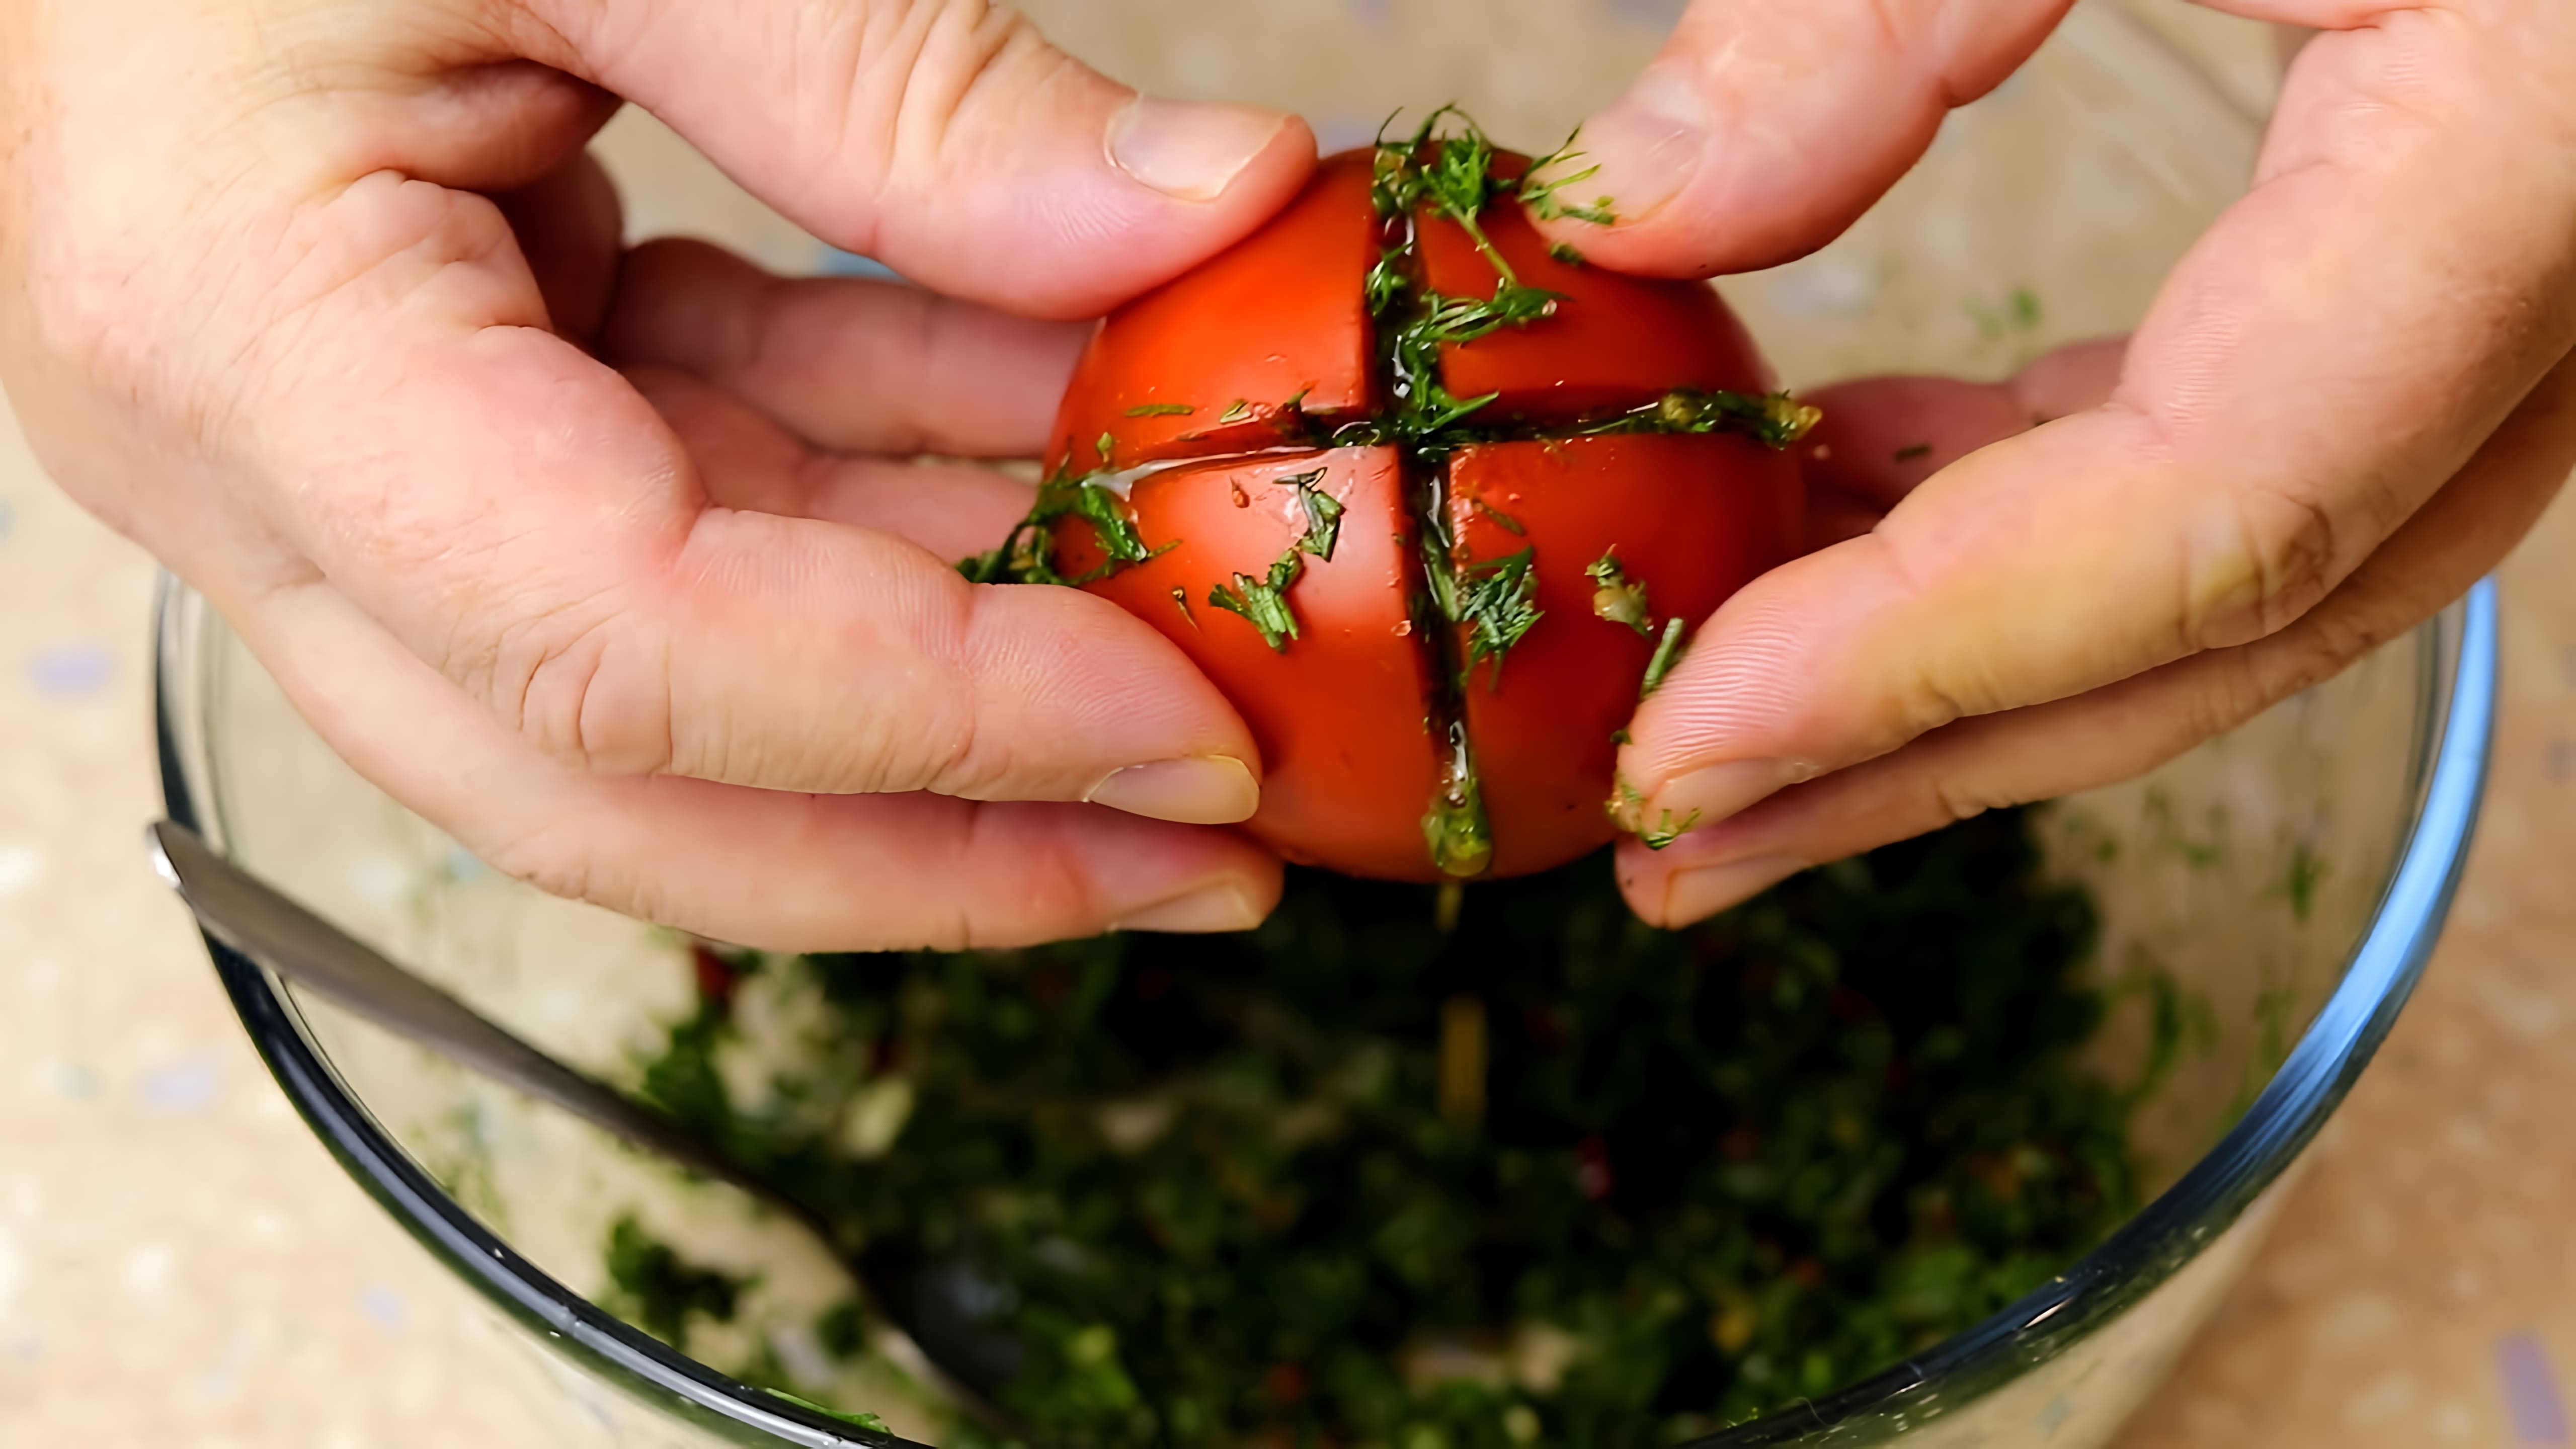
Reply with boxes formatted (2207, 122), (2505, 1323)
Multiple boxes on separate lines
(1021, 139), (1808, 882)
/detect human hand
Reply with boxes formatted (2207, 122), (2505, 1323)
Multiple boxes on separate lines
(1540, 0), (2576, 925)
(0, 0), (1320, 950)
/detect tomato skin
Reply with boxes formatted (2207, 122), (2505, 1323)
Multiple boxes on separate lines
(1038, 144), (1804, 882)
(1056, 448), (1452, 882)
(1044, 153), (1382, 477)
(1418, 188), (1773, 426)
(1446, 435), (1802, 876)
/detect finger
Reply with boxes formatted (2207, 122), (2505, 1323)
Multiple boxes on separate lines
(1796, 338), (2126, 509)
(1621, 3), (2576, 835)
(600, 237), (1089, 458)
(626, 364), (1036, 561)
(228, 577), (1280, 951)
(367, 60), (622, 194)
(1622, 348), (2576, 925)
(241, 176), (1259, 823)
(510, 0), (1316, 319)
(492, 149), (624, 345)
(1528, 0), (2073, 274)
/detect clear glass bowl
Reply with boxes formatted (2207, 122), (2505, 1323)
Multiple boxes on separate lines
(149, 4), (2502, 1445)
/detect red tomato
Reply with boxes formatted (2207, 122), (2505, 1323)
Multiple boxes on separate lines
(1011, 132), (1809, 882)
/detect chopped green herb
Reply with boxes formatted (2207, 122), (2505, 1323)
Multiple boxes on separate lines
(1640, 808), (1703, 850)
(761, 1389), (892, 1436)
(1124, 403), (1195, 418)
(1365, 249), (1410, 317)
(1609, 727), (1632, 746)
(960, 473), (1163, 587)
(1095, 431), (1116, 466)
(1217, 398), (1253, 425)
(1583, 388), (1823, 450)
(1547, 240), (1586, 266)
(603, 1216), (744, 1353)
(1285, 468), (1345, 560)
(1641, 616), (1687, 698)
(1584, 550), (1653, 635)
(1606, 774), (1648, 828)
(1471, 497), (1526, 535)
(1209, 554), (1305, 653)
(1454, 546), (1544, 688)
(1894, 442), (1934, 462)
(617, 809), (2136, 1447)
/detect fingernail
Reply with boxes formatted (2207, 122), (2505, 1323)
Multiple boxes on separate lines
(1560, 66), (1708, 226)
(1663, 854), (1806, 926)
(1116, 881), (1264, 934)
(1650, 758), (1810, 829)
(1108, 95), (1293, 202)
(1085, 755), (1260, 824)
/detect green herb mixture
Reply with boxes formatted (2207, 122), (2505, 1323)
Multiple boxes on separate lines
(617, 810), (2142, 1447)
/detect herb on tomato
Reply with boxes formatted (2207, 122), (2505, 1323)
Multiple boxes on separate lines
(1124, 403), (1195, 418)
(1455, 546), (1544, 688)
(1585, 550), (1654, 636)
(1209, 555), (1306, 653)
(1217, 398), (1254, 425)
(960, 474), (1161, 588)
(1287, 469), (1345, 561)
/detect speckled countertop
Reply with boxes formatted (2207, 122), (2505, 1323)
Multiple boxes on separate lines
(4, 7), (2574, 1443)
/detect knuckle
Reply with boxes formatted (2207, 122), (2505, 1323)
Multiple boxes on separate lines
(487, 593), (673, 776)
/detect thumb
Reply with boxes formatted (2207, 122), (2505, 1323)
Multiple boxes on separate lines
(517, 0), (1315, 318)
(1533, 0), (2070, 277)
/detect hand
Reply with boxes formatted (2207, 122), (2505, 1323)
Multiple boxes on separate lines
(0, 0), (1320, 950)
(1541, 0), (2576, 926)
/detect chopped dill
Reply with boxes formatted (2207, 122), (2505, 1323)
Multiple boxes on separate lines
(1209, 555), (1306, 653)
(1124, 403), (1195, 418)
(1584, 550), (1653, 635)
(1640, 617), (1687, 698)
(1454, 546), (1544, 688)
(1287, 468), (1345, 560)
(1640, 808), (1704, 850)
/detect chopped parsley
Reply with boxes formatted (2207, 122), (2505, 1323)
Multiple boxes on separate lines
(1894, 442), (1934, 462)
(1124, 403), (1195, 418)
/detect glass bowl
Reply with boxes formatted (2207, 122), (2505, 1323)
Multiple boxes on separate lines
(150, 3), (2501, 1445)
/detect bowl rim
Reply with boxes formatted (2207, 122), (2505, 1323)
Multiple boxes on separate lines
(151, 577), (2499, 1447)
